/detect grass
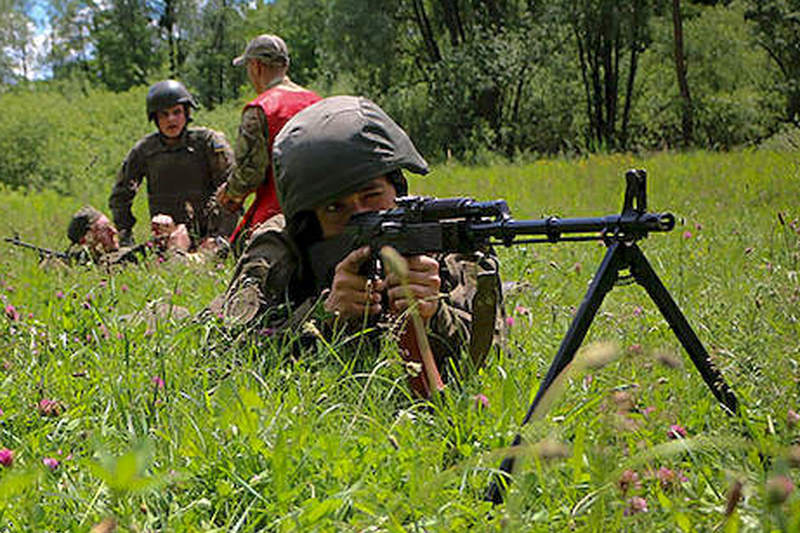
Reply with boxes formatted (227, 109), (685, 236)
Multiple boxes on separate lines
(1, 149), (799, 531)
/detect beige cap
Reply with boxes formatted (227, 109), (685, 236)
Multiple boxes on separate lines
(232, 34), (290, 67)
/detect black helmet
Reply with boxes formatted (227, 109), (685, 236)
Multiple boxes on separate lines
(146, 80), (198, 120)
(273, 96), (429, 222)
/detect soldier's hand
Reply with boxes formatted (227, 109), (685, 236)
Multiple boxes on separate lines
(385, 254), (441, 324)
(119, 229), (135, 247)
(324, 246), (382, 320)
(215, 183), (245, 213)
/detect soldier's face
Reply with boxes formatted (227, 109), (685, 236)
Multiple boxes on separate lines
(86, 215), (119, 253)
(155, 104), (187, 138)
(314, 176), (397, 239)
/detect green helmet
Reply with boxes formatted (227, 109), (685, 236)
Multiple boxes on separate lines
(273, 95), (429, 222)
(146, 80), (198, 120)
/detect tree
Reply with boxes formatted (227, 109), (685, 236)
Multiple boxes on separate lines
(0, 0), (36, 84)
(745, 0), (800, 124)
(184, 0), (247, 108)
(46, 0), (94, 82)
(567, 0), (653, 150)
(672, 0), (693, 145)
(91, 0), (164, 91)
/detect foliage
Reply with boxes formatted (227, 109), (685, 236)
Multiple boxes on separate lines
(744, 0), (800, 124)
(0, 0), (36, 84)
(5, 0), (795, 158)
(1, 149), (799, 529)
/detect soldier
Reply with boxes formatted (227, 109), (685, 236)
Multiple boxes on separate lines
(221, 96), (503, 385)
(109, 80), (238, 248)
(215, 34), (321, 251)
(67, 206), (199, 267)
(67, 206), (120, 263)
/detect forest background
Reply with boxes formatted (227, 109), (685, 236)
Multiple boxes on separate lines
(2, 0), (800, 195)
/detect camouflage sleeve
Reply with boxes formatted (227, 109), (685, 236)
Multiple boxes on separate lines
(109, 143), (146, 232)
(222, 215), (309, 329)
(427, 252), (504, 369)
(228, 106), (270, 198)
(205, 129), (235, 189)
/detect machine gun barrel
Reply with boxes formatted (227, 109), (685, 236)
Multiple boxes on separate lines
(471, 211), (676, 246)
(4, 236), (71, 261)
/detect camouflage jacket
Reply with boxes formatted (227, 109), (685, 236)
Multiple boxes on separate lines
(220, 215), (504, 369)
(109, 127), (237, 239)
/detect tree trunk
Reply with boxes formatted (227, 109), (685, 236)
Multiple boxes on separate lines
(411, 0), (441, 63)
(672, 0), (693, 147)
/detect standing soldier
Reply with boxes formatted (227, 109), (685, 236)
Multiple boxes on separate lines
(215, 34), (321, 251)
(109, 80), (238, 248)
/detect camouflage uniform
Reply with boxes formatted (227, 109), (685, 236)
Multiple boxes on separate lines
(109, 127), (237, 241)
(222, 215), (502, 367)
(227, 78), (315, 199)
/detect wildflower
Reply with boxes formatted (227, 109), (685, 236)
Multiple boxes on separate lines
(624, 496), (648, 515)
(120, 284), (129, 293)
(514, 305), (529, 314)
(38, 398), (65, 417)
(4, 305), (19, 321)
(0, 448), (13, 467)
(694, 222), (703, 231)
(618, 469), (641, 494)
(56, 291), (65, 299)
(42, 457), (60, 471)
(643, 406), (656, 417)
(627, 343), (643, 356)
(682, 231), (692, 239)
(151, 376), (165, 389)
(788, 409), (800, 428)
(473, 393), (490, 409)
(505, 315), (515, 328)
(655, 466), (687, 490)
(632, 306), (643, 317)
(667, 424), (687, 439)
(765, 475), (794, 504)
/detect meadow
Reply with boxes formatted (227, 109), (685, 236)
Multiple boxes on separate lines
(0, 147), (799, 531)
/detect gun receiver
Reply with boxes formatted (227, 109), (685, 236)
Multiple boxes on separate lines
(311, 171), (675, 288)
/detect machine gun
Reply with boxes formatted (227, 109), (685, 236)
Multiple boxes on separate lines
(311, 169), (739, 502)
(4, 234), (72, 263)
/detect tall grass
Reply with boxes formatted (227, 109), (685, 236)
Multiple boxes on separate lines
(1, 149), (799, 530)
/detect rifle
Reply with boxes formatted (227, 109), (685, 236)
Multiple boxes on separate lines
(4, 234), (72, 263)
(310, 169), (739, 501)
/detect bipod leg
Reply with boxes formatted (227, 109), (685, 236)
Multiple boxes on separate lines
(485, 241), (628, 504)
(623, 243), (738, 414)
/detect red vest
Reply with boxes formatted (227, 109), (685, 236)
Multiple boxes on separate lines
(231, 86), (321, 243)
